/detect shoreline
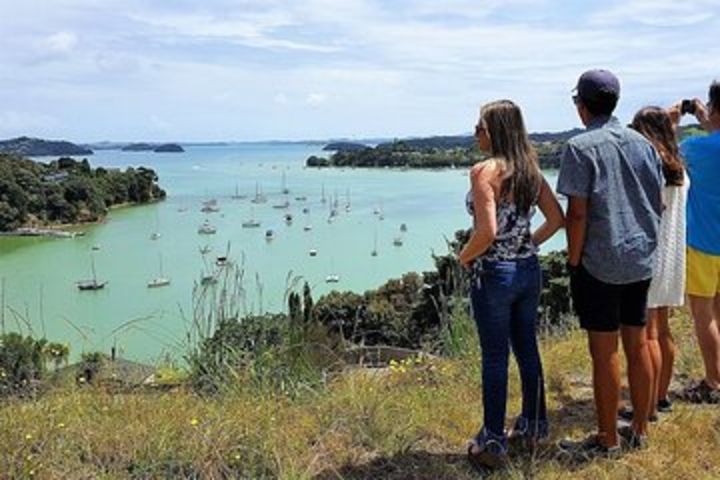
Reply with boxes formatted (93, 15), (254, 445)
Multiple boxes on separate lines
(0, 199), (164, 238)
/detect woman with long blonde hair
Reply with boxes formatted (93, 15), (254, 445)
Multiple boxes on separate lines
(459, 100), (564, 469)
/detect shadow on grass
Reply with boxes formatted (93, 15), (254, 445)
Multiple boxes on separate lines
(313, 397), (609, 479)
(313, 451), (474, 480)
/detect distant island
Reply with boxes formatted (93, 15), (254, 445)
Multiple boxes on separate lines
(308, 125), (703, 170)
(122, 142), (184, 153)
(322, 142), (368, 152)
(0, 137), (93, 157)
(0, 154), (166, 232)
(154, 143), (184, 153)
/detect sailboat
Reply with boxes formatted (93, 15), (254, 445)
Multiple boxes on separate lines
(77, 254), (107, 291)
(150, 209), (161, 240)
(147, 254), (171, 288)
(393, 236), (403, 247)
(272, 193), (290, 209)
(251, 182), (267, 204)
(325, 259), (340, 283)
(281, 170), (289, 194)
(198, 219), (217, 234)
(303, 208), (313, 231)
(400, 223), (408, 233)
(242, 207), (261, 228)
(345, 188), (351, 212)
(371, 230), (378, 257)
(320, 184), (327, 204)
(231, 183), (246, 200)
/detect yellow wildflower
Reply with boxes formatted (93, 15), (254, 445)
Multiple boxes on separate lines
(190, 418), (199, 427)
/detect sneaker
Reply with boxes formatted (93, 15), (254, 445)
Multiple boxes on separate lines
(679, 380), (720, 404)
(558, 434), (621, 461)
(467, 428), (508, 471)
(618, 425), (648, 451)
(467, 440), (508, 471)
(507, 416), (549, 451)
(657, 398), (673, 413)
(617, 406), (658, 423)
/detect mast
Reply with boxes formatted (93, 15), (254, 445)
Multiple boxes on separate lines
(91, 254), (98, 284)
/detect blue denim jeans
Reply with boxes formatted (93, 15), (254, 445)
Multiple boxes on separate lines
(470, 256), (548, 446)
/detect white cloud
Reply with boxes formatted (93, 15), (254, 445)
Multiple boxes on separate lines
(590, 0), (720, 26)
(44, 31), (78, 54)
(305, 93), (327, 106)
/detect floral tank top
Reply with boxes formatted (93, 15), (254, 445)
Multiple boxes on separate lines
(465, 190), (538, 272)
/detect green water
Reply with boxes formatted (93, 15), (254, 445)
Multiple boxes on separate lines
(0, 144), (562, 362)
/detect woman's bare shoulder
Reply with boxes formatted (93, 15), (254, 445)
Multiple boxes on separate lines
(470, 158), (504, 181)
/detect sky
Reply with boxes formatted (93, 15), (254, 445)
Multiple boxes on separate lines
(0, 0), (718, 142)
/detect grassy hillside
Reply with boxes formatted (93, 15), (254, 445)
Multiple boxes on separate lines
(0, 311), (717, 479)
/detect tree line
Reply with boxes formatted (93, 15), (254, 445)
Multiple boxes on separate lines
(0, 154), (166, 231)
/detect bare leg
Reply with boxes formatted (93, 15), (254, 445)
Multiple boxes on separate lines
(689, 294), (720, 388)
(656, 308), (676, 401)
(646, 308), (662, 416)
(621, 325), (653, 435)
(588, 331), (621, 447)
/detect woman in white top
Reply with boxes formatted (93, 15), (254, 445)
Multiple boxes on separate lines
(630, 106), (688, 418)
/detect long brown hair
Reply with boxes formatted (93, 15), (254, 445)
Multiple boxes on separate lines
(631, 106), (684, 186)
(480, 100), (542, 214)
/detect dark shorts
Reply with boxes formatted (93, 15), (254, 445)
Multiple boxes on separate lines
(570, 264), (651, 332)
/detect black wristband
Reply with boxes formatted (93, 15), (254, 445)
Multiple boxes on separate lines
(566, 262), (579, 274)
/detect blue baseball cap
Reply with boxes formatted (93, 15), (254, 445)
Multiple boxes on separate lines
(574, 69), (620, 101)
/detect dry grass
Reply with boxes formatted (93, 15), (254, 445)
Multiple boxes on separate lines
(1, 313), (719, 479)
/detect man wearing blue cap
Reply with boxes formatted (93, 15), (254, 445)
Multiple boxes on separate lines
(556, 69), (664, 456)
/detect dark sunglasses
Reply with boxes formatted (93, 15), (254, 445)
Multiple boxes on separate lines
(474, 124), (486, 136)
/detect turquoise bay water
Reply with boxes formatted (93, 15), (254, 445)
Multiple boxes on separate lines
(0, 144), (562, 362)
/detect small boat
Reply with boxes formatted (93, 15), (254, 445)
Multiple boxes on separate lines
(91, 245), (101, 251)
(77, 279), (106, 291)
(393, 236), (403, 247)
(150, 232), (162, 240)
(147, 254), (171, 288)
(320, 184), (327, 204)
(77, 255), (106, 291)
(198, 221), (217, 235)
(284, 213), (293, 224)
(242, 207), (261, 228)
(200, 204), (220, 213)
(200, 273), (217, 286)
(400, 223), (408, 232)
(147, 277), (170, 288)
(302, 207), (310, 214)
(231, 183), (246, 200)
(215, 256), (231, 267)
(325, 274), (340, 283)
(272, 200), (290, 209)
(251, 182), (267, 204)
(303, 225), (312, 231)
(265, 229), (275, 240)
(309, 248), (318, 257)
(371, 231), (378, 257)
(295, 196), (307, 201)
(281, 171), (289, 195)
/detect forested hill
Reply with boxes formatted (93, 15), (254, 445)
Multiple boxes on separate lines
(0, 154), (165, 231)
(0, 137), (93, 156)
(307, 125), (703, 170)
